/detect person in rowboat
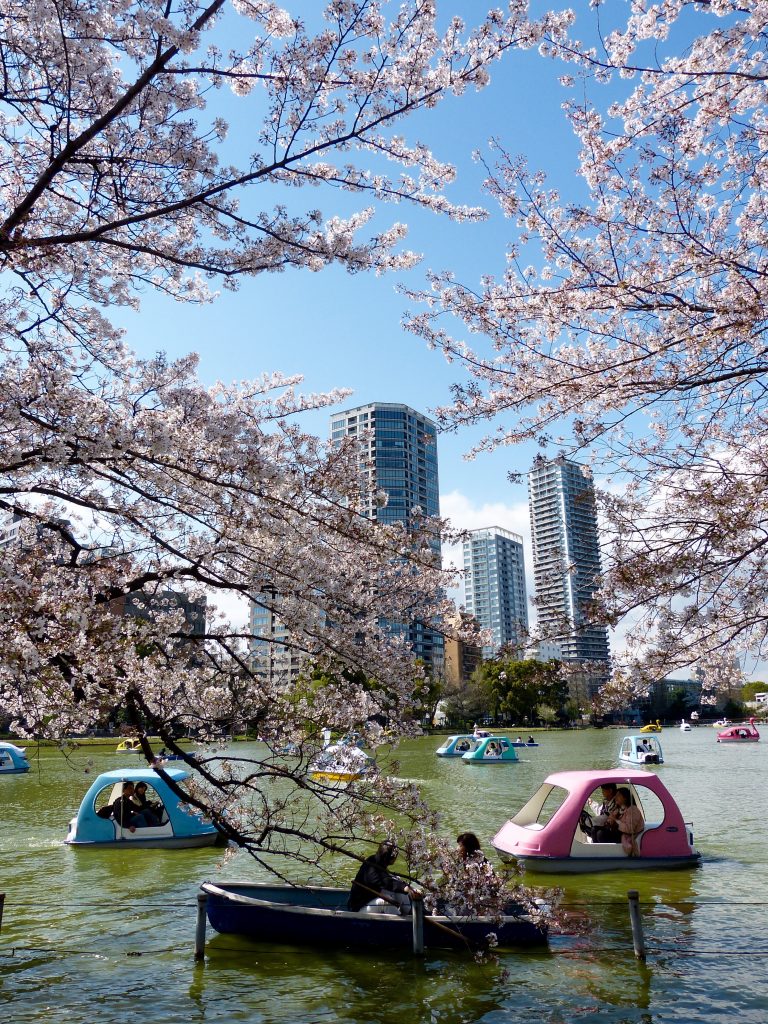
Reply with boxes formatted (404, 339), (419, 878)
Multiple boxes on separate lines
(348, 841), (421, 914)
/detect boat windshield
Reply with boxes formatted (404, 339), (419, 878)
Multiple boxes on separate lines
(512, 784), (569, 827)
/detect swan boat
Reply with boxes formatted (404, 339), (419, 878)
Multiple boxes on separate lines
(716, 718), (759, 743)
(492, 769), (700, 873)
(639, 720), (662, 733)
(65, 767), (221, 848)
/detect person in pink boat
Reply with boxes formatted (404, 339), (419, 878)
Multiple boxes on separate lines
(610, 786), (645, 857)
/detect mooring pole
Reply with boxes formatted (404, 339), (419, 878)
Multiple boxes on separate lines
(627, 890), (646, 961)
(412, 897), (425, 956)
(0, 892), (5, 936)
(195, 891), (207, 961)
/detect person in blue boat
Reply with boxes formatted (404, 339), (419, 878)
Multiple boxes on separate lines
(349, 841), (421, 914)
(112, 781), (158, 832)
(133, 781), (162, 826)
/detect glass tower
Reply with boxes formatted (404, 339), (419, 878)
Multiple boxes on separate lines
(528, 455), (610, 671)
(330, 402), (443, 670)
(463, 527), (528, 659)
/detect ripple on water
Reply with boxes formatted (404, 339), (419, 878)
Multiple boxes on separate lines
(1, 732), (767, 1023)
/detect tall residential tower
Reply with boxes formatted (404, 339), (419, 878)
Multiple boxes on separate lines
(528, 456), (610, 681)
(330, 402), (442, 670)
(463, 527), (528, 659)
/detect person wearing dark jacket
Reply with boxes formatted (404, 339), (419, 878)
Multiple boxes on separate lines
(349, 841), (419, 913)
(112, 781), (156, 832)
(133, 781), (162, 826)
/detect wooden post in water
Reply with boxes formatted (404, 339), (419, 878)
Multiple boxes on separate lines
(627, 890), (646, 961)
(0, 892), (5, 935)
(412, 897), (425, 956)
(195, 891), (207, 961)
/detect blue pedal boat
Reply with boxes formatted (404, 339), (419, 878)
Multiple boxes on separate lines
(462, 736), (520, 763)
(435, 734), (480, 757)
(0, 741), (30, 774)
(200, 881), (547, 951)
(619, 734), (664, 766)
(65, 767), (221, 849)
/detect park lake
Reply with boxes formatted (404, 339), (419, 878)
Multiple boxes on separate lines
(1, 727), (766, 1023)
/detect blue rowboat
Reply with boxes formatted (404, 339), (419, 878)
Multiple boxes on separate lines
(200, 881), (547, 951)
(0, 741), (30, 774)
(65, 767), (221, 849)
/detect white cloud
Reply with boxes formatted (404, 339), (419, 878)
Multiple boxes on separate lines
(440, 489), (534, 613)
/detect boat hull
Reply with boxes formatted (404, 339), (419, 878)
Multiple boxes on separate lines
(67, 832), (219, 849)
(202, 883), (547, 951)
(506, 854), (701, 874)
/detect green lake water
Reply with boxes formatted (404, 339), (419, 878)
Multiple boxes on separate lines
(1, 728), (767, 1023)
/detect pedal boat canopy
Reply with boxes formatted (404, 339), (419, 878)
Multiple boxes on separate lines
(65, 767), (220, 848)
(492, 769), (700, 873)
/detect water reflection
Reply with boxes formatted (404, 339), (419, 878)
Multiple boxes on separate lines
(2, 732), (766, 1024)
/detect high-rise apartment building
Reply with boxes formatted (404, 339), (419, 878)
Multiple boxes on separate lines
(528, 456), (610, 678)
(249, 586), (305, 685)
(330, 402), (443, 670)
(463, 527), (528, 659)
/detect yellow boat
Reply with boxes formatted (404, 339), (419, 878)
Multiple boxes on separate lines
(115, 737), (143, 754)
(639, 720), (662, 733)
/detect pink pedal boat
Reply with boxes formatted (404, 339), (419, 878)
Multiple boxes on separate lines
(716, 717), (760, 743)
(492, 769), (701, 873)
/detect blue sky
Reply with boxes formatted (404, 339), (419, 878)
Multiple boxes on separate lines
(111, 3), (753, 682)
(114, 3), (623, 638)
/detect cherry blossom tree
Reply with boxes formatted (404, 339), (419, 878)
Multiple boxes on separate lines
(408, 1), (768, 686)
(0, 0), (570, 887)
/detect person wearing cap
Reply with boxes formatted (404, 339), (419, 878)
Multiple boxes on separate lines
(348, 840), (420, 913)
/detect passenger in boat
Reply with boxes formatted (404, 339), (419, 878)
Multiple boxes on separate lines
(456, 831), (489, 865)
(485, 742), (500, 758)
(585, 783), (621, 843)
(610, 787), (645, 856)
(515, 736), (523, 743)
(133, 782), (162, 826)
(348, 841), (420, 913)
(527, 735), (535, 744)
(456, 739), (470, 752)
(112, 781), (158, 832)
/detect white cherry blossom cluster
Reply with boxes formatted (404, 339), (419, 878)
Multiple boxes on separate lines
(407, 2), (768, 679)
